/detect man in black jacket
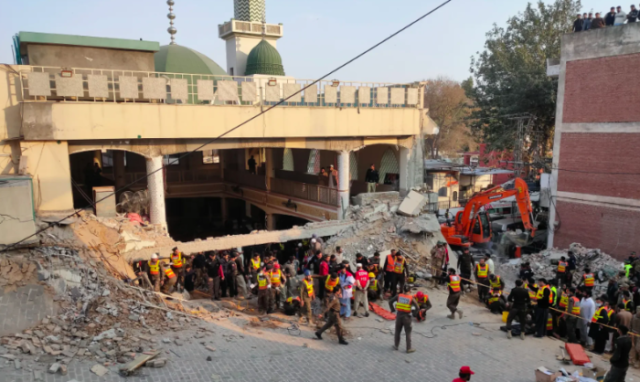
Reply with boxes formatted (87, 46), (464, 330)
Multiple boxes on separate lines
(457, 248), (475, 293)
(534, 278), (552, 338)
(206, 252), (222, 300)
(605, 325), (632, 382)
(506, 279), (531, 340)
(605, 7), (616, 26)
(365, 164), (380, 193)
(573, 14), (584, 32)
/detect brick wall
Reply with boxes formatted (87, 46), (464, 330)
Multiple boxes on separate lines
(554, 200), (640, 260)
(563, 53), (640, 123)
(557, 133), (640, 200)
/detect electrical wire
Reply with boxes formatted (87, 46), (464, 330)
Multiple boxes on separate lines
(0, 0), (455, 253)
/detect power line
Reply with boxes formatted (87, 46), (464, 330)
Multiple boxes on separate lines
(1, 0), (455, 253)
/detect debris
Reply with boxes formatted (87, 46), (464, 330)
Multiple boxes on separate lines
(14, 359), (21, 370)
(33, 370), (44, 381)
(205, 346), (216, 352)
(118, 350), (160, 376)
(59, 364), (68, 375)
(91, 364), (110, 377)
(48, 363), (60, 374)
(206, 356), (212, 361)
(397, 191), (429, 216)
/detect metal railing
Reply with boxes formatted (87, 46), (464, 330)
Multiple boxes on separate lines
(224, 170), (267, 190)
(19, 65), (421, 108)
(270, 178), (339, 206)
(165, 170), (221, 183)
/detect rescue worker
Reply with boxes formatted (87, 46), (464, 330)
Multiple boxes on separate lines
(315, 289), (348, 345)
(413, 291), (432, 322)
(283, 296), (302, 317)
(526, 277), (539, 312)
(324, 272), (341, 308)
(457, 247), (475, 293)
(489, 274), (504, 293)
(249, 252), (262, 284)
(486, 288), (506, 314)
(506, 279), (530, 340)
(563, 287), (581, 344)
(389, 284), (418, 353)
(383, 250), (397, 296)
(430, 241), (447, 288)
(474, 258), (490, 302)
(269, 263), (285, 311)
(138, 253), (163, 292)
(354, 263), (370, 317)
(169, 247), (185, 292)
(392, 253), (408, 297)
(622, 290), (635, 312)
(368, 251), (382, 282)
(367, 272), (381, 302)
(446, 268), (464, 319)
(556, 284), (570, 338)
(534, 279), (552, 338)
(298, 270), (315, 326)
(257, 265), (272, 314)
(556, 256), (567, 287)
(161, 264), (177, 294)
(547, 283), (558, 336)
(579, 267), (595, 295)
(591, 296), (613, 354)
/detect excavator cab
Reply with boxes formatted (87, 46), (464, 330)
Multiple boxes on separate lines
(469, 211), (492, 247)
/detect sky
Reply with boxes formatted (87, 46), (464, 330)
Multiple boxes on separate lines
(0, 0), (611, 83)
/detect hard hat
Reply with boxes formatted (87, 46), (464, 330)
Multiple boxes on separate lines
(368, 272), (375, 278)
(416, 291), (424, 299)
(151, 253), (159, 260)
(274, 264), (280, 269)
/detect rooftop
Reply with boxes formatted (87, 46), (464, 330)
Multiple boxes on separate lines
(18, 31), (160, 52)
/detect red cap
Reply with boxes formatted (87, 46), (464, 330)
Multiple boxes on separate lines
(274, 264), (280, 269)
(416, 291), (424, 299)
(460, 366), (475, 375)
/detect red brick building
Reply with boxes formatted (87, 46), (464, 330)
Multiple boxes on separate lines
(548, 24), (640, 260)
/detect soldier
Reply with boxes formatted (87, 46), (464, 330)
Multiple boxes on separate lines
(457, 247), (475, 293)
(169, 247), (186, 292)
(389, 284), (419, 353)
(430, 241), (447, 288)
(299, 270), (315, 326)
(315, 289), (348, 345)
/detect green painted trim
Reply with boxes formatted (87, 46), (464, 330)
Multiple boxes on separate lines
(18, 31), (159, 52)
(0, 177), (36, 221)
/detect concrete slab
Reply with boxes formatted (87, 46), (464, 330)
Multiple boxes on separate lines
(397, 191), (427, 216)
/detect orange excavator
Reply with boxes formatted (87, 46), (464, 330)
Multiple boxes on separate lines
(440, 178), (536, 249)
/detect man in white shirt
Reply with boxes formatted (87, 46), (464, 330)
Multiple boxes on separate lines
(339, 266), (355, 319)
(615, 6), (627, 25)
(580, 290), (596, 346)
(485, 253), (495, 275)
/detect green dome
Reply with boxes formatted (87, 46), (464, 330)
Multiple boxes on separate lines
(154, 44), (227, 76)
(245, 40), (285, 76)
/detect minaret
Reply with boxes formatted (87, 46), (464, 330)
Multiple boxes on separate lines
(167, 0), (177, 44)
(218, 0), (283, 76)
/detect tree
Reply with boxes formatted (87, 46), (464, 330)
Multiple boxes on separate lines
(423, 77), (475, 159)
(466, 0), (581, 156)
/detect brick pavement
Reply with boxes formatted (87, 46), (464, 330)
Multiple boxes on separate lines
(2, 286), (640, 382)
(0, 285), (58, 337)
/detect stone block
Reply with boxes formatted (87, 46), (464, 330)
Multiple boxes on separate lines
(397, 191), (428, 217)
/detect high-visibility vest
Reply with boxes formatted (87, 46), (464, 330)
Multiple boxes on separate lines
(251, 258), (261, 270)
(489, 288), (502, 296)
(302, 279), (314, 297)
(164, 267), (175, 279)
(625, 264), (633, 278)
(270, 269), (281, 286)
(488, 295), (500, 304)
(583, 273), (594, 287)
(396, 294), (412, 313)
(385, 255), (395, 272)
(536, 285), (553, 304)
(448, 275), (461, 292)
(170, 252), (183, 268)
(369, 280), (378, 291)
(258, 274), (268, 290)
(476, 264), (488, 278)
(370, 263), (380, 275)
(592, 306), (611, 323)
(557, 261), (566, 273)
(529, 289), (538, 304)
(489, 276), (502, 289)
(394, 258), (405, 274)
(570, 297), (581, 315)
(550, 286), (557, 306)
(546, 316), (553, 331)
(559, 293), (569, 308)
(414, 294), (428, 305)
(148, 260), (160, 275)
(287, 296), (300, 304)
(624, 299), (633, 312)
(325, 276), (340, 292)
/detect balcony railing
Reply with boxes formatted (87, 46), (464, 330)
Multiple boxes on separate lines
(165, 169), (221, 183)
(224, 170), (267, 190)
(19, 65), (421, 108)
(270, 178), (339, 207)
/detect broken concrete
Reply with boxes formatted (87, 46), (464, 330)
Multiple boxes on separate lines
(397, 191), (428, 216)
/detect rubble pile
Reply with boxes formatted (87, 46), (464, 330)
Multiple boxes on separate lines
(325, 192), (446, 276)
(0, 246), (223, 373)
(497, 243), (624, 290)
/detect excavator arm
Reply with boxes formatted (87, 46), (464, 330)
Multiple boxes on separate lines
(460, 178), (536, 238)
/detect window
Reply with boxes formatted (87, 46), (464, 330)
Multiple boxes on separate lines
(379, 149), (399, 185)
(283, 148), (294, 171)
(452, 191), (458, 202)
(438, 187), (448, 197)
(307, 149), (320, 174)
(163, 154), (180, 166)
(349, 152), (358, 180)
(202, 150), (220, 164)
(101, 151), (113, 168)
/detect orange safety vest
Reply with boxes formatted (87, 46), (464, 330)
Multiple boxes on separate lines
(270, 269), (281, 286)
(385, 255), (395, 272)
(396, 294), (413, 313)
(546, 316), (553, 331)
(448, 275), (461, 292)
(325, 276), (340, 292)
(148, 260), (160, 275)
(394, 258), (405, 274)
(414, 294), (429, 305)
(570, 296), (581, 315)
(536, 285), (553, 304)
(170, 252), (183, 268)
(164, 267), (175, 279)
(624, 299), (632, 312)
(557, 261), (566, 273)
(592, 306), (611, 323)
(258, 274), (269, 290)
(559, 293), (569, 308)
(476, 264), (488, 278)
(583, 273), (594, 287)
(251, 258), (261, 270)
(287, 296), (300, 304)
(302, 279), (314, 297)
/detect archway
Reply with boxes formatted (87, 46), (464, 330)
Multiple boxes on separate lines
(350, 144), (400, 195)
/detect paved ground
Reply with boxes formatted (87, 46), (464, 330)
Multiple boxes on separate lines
(3, 285), (640, 382)
(0, 285), (58, 338)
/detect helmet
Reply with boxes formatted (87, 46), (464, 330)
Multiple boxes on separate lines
(368, 272), (375, 278)
(304, 270), (311, 276)
(274, 264), (280, 269)
(151, 253), (159, 260)
(416, 291), (424, 299)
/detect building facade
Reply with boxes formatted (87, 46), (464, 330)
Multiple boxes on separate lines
(548, 23), (640, 259)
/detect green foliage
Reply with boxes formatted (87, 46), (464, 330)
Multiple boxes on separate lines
(467, 0), (581, 151)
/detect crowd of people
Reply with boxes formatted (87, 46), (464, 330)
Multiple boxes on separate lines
(573, 5), (640, 32)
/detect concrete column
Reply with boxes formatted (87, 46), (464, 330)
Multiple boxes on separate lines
(265, 148), (274, 190)
(337, 150), (350, 220)
(219, 151), (225, 180)
(146, 156), (167, 229)
(113, 151), (126, 190)
(399, 146), (411, 195)
(266, 214), (276, 231)
(221, 197), (228, 222)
